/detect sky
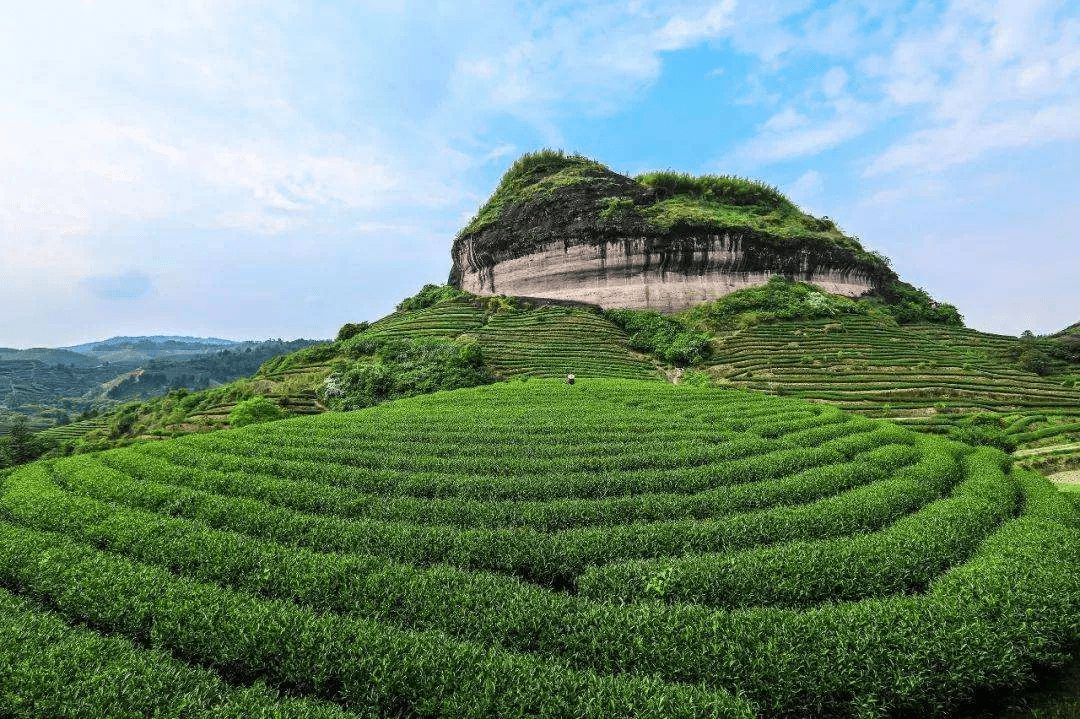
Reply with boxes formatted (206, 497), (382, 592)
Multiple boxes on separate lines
(1, 0), (1078, 347)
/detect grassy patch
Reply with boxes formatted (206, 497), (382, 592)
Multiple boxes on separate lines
(460, 150), (607, 235)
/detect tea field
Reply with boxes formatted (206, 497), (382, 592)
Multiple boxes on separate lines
(2, 379), (1078, 718)
(705, 315), (1080, 473)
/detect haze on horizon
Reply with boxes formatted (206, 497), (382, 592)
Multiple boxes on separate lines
(2, 0), (1077, 348)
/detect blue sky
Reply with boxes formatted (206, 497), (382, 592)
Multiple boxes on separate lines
(2, 0), (1078, 346)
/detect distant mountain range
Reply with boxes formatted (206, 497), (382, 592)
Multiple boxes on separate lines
(61, 336), (244, 363)
(0, 335), (322, 432)
(64, 335), (236, 352)
(0, 336), (245, 365)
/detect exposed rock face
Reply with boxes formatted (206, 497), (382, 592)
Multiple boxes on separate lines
(454, 237), (877, 313)
(450, 157), (894, 313)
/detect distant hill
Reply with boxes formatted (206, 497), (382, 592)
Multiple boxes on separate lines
(62, 336), (241, 363)
(0, 338), (320, 435)
(0, 348), (98, 367)
(65, 335), (236, 351)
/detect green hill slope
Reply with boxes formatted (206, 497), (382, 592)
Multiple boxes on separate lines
(58, 290), (658, 450)
(1, 380), (1077, 717)
(58, 284), (1080, 475)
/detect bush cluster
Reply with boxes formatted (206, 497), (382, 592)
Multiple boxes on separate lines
(680, 276), (965, 331)
(228, 396), (284, 428)
(682, 276), (869, 330)
(325, 334), (492, 410)
(604, 308), (711, 365)
(395, 284), (469, 312)
(0, 417), (56, 469)
(880, 281), (964, 326)
(334, 321), (369, 342)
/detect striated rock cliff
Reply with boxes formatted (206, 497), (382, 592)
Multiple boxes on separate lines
(450, 151), (897, 313)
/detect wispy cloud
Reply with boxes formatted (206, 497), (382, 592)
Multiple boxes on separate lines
(83, 271), (154, 301)
(727, 0), (1079, 176)
(1, 0), (1077, 344)
(732, 99), (873, 164)
(864, 0), (1080, 174)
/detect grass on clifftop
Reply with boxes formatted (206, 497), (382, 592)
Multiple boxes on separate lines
(460, 150), (609, 236)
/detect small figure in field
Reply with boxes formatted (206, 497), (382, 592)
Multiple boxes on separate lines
(566, 374), (575, 385)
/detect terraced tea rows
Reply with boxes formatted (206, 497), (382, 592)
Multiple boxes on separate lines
(268, 296), (656, 384)
(35, 418), (108, 443)
(2, 379), (1077, 718)
(366, 297), (655, 379)
(707, 315), (1080, 474)
(708, 316), (1080, 417)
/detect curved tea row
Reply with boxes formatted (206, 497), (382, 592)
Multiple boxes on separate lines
(1, 379), (1077, 718)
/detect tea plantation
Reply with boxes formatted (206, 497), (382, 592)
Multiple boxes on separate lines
(705, 314), (1080, 476)
(2, 379), (1078, 718)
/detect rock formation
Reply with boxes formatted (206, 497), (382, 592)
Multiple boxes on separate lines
(450, 152), (896, 313)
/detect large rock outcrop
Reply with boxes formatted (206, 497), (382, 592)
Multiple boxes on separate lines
(450, 152), (896, 313)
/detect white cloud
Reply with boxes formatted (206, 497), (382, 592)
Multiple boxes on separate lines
(447, 1), (741, 121)
(789, 169), (823, 199)
(724, 0), (1079, 177)
(733, 98), (873, 163)
(867, 101), (1080, 175)
(821, 67), (848, 98)
(654, 1), (737, 51)
(762, 107), (808, 133)
(864, 0), (1080, 174)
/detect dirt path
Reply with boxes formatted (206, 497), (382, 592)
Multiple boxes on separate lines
(1049, 470), (1080, 485)
(1015, 441), (1080, 457)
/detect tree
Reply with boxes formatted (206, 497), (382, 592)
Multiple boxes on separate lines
(0, 416), (56, 468)
(336, 322), (370, 342)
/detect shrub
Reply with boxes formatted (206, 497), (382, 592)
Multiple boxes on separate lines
(682, 276), (868, 331)
(228, 397), (284, 427)
(604, 308), (711, 365)
(1018, 348), (1053, 376)
(598, 197), (637, 222)
(879, 281), (964, 326)
(335, 322), (369, 342)
(395, 284), (468, 312)
(0, 417), (57, 469)
(326, 336), (492, 410)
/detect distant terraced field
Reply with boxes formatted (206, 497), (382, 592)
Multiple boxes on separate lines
(704, 315), (1080, 469)
(35, 418), (109, 443)
(707, 316), (1080, 417)
(1, 380), (1077, 717)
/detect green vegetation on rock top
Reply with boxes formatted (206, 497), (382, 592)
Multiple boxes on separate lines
(455, 149), (894, 277)
(460, 150), (608, 236)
